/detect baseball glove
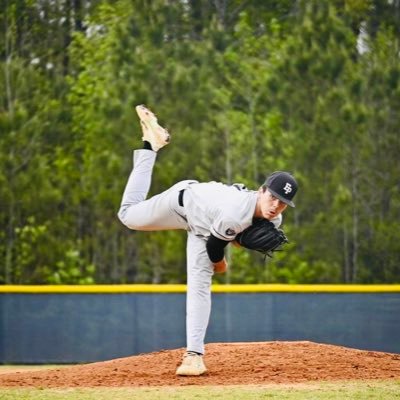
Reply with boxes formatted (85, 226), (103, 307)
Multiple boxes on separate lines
(235, 219), (289, 257)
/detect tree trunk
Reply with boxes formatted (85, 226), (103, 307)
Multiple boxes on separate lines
(224, 127), (232, 283)
(351, 164), (359, 282)
(4, 2), (14, 118)
(249, 98), (258, 184)
(63, 0), (71, 75)
(342, 224), (350, 282)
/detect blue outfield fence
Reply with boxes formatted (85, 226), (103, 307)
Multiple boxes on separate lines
(0, 285), (399, 363)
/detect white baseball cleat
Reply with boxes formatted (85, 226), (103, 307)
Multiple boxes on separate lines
(176, 352), (207, 376)
(135, 105), (170, 152)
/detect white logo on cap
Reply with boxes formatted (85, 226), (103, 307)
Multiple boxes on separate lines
(283, 183), (292, 194)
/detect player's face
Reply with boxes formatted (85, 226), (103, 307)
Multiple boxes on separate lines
(257, 188), (288, 220)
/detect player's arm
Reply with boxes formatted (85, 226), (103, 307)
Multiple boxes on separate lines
(206, 234), (230, 273)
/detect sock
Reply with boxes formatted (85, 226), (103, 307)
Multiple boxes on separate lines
(143, 140), (153, 151)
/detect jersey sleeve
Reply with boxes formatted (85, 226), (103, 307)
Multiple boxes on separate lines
(210, 216), (242, 241)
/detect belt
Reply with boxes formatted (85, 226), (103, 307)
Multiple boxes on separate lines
(178, 189), (185, 207)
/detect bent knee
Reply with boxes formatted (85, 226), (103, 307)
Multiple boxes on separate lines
(117, 207), (136, 230)
(117, 207), (152, 231)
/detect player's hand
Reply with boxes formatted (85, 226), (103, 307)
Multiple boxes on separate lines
(213, 258), (228, 274)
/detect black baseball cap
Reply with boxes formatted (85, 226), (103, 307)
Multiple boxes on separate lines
(264, 171), (298, 207)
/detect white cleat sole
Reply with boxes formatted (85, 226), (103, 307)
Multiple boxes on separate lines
(135, 105), (170, 151)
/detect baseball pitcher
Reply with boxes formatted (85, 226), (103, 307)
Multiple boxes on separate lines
(118, 105), (298, 376)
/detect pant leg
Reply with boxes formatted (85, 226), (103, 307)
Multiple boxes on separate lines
(119, 149), (157, 209)
(118, 149), (190, 231)
(186, 232), (214, 355)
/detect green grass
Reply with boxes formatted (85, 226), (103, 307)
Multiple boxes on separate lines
(0, 381), (399, 400)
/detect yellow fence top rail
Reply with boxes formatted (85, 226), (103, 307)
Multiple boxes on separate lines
(0, 284), (399, 293)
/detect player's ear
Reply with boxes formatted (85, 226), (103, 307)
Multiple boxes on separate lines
(259, 186), (267, 194)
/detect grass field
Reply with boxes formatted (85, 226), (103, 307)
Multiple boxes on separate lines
(0, 381), (399, 400)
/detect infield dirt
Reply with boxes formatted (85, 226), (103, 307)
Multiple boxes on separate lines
(0, 341), (399, 388)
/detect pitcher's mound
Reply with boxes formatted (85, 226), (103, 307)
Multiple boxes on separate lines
(0, 341), (399, 387)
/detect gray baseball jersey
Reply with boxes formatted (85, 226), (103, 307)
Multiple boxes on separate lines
(183, 182), (282, 240)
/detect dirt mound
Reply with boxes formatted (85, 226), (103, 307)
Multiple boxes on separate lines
(0, 341), (399, 387)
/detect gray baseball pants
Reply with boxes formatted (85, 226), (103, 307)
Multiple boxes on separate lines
(118, 149), (213, 355)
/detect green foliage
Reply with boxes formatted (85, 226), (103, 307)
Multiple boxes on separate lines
(1, 0), (399, 283)
(48, 249), (96, 285)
